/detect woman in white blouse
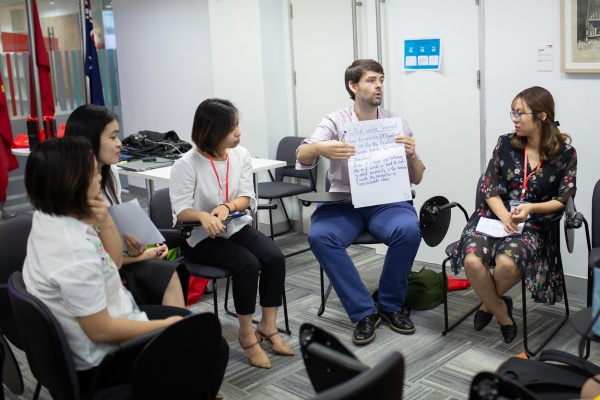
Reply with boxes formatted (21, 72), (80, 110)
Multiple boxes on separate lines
(170, 98), (293, 369)
(65, 105), (188, 308)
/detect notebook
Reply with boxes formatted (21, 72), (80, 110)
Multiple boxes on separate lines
(117, 157), (175, 172)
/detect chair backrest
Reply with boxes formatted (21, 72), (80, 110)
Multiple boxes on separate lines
(0, 339), (5, 399)
(592, 179), (600, 249)
(474, 174), (486, 211)
(0, 213), (32, 349)
(311, 352), (404, 400)
(148, 188), (184, 249)
(275, 136), (317, 188)
(469, 371), (537, 400)
(300, 323), (368, 394)
(131, 313), (221, 400)
(8, 271), (81, 400)
(148, 188), (175, 231)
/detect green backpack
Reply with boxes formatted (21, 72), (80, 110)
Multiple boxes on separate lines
(372, 267), (444, 311)
(404, 268), (444, 310)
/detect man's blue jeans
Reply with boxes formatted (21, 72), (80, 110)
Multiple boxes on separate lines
(308, 199), (421, 323)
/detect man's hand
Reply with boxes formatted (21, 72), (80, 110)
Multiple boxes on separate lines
(317, 140), (356, 160)
(394, 136), (417, 159)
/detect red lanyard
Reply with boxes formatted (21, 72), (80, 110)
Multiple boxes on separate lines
(207, 152), (229, 202)
(522, 146), (542, 198)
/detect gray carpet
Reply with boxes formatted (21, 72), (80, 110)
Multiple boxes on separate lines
(5, 231), (600, 400)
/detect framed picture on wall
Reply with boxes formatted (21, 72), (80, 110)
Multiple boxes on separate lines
(561, 0), (600, 72)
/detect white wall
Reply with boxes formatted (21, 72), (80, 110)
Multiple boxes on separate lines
(113, 0), (292, 196)
(113, 0), (214, 189)
(382, 0), (482, 264)
(483, 0), (599, 278)
(113, 0), (213, 143)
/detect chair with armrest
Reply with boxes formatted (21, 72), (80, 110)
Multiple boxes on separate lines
(257, 136), (317, 239)
(131, 313), (222, 400)
(581, 178), (600, 305)
(8, 271), (153, 400)
(0, 213), (33, 396)
(299, 323), (404, 400)
(469, 371), (537, 400)
(420, 174), (576, 356)
(297, 174), (415, 317)
(148, 188), (290, 334)
(569, 178), (599, 359)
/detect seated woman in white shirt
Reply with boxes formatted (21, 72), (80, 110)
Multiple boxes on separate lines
(170, 98), (294, 369)
(22, 137), (230, 397)
(64, 104), (188, 308)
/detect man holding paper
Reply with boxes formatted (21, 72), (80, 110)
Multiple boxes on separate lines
(296, 59), (425, 345)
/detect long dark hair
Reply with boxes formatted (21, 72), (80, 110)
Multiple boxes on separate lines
(510, 86), (571, 160)
(25, 137), (96, 219)
(64, 104), (121, 204)
(191, 98), (238, 157)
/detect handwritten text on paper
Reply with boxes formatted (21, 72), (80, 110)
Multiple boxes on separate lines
(344, 117), (412, 208)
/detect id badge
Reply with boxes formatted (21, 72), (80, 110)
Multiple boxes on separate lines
(509, 200), (522, 212)
(509, 200), (531, 219)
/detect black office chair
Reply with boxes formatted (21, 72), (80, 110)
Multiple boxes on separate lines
(469, 371), (538, 400)
(0, 339), (4, 400)
(8, 271), (150, 400)
(585, 178), (600, 297)
(0, 213), (33, 396)
(569, 178), (599, 359)
(257, 136), (317, 239)
(148, 188), (290, 334)
(132, 313), (222, 400)
(299, 323), (404, 400)
(420, 174), (572, 356)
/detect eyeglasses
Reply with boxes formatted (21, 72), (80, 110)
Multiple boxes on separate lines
(509, 111), (536, 122)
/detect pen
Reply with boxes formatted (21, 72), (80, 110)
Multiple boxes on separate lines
(340, 130), (347, 143)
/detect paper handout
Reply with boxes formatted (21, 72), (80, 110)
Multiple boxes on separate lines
(107, 199), (166, 251)
(343, 117), (412, 208)
(475, 217), (524, 238)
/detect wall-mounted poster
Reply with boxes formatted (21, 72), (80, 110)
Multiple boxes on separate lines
(561, 0), (600, 73)
(403, 38), (441, 71)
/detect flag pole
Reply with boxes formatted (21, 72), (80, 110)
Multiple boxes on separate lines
(25, 0), (43, 121)
(79, 0), (90, 103)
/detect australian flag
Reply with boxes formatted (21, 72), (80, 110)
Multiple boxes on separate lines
(85, 0), (104, 106)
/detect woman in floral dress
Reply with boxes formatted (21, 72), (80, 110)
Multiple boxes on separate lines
(451, 86), (577, 343)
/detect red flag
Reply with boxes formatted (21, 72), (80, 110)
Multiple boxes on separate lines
(29, 0), (55, 118)
(0, 75), (19, 204)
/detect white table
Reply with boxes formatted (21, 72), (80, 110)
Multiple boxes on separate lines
(117, 158), (286, 201)
(10, 148), (30, 156)
(12, 147), (286, 200)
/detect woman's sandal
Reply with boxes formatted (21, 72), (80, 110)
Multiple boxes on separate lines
(238, 337), (271, 369)
(255, 330), (295, 356)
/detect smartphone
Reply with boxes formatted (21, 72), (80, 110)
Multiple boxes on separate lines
(224, 211), (247, 221)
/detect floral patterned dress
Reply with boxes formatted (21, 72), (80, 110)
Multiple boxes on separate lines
(450, 133), (577, 304)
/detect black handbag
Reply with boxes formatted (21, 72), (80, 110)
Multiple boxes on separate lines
(121, 130), (192, 158)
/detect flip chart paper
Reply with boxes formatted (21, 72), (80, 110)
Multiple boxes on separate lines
(343, 117), (412, 208)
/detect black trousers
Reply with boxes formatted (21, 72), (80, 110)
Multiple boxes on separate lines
(182, 225), (286, 315)
(77, 305), (228, 398)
